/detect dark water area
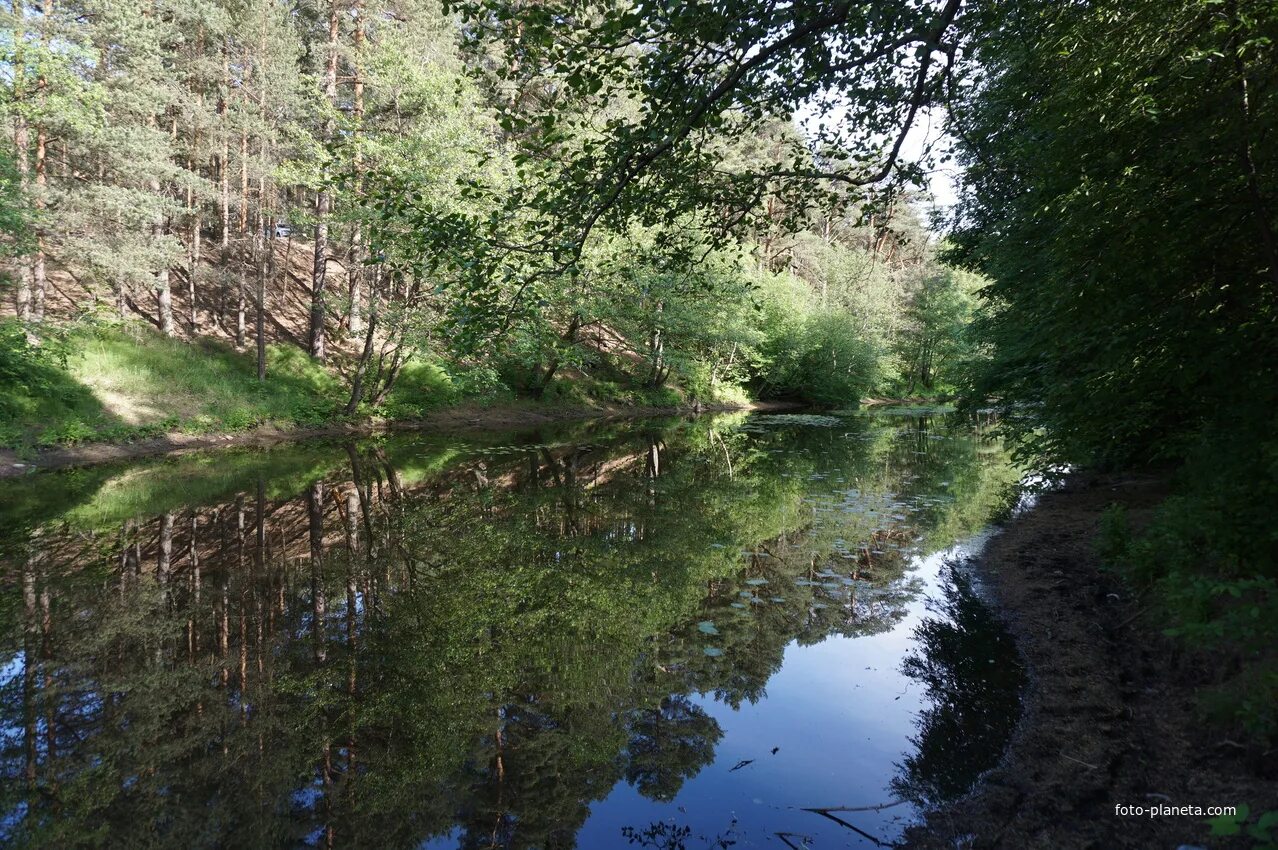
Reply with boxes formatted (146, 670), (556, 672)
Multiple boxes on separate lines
(0, 410), (1027, 849)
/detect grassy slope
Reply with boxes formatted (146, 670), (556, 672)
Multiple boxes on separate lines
(0, 322), (702, 452)
(3, 324), (365, 448)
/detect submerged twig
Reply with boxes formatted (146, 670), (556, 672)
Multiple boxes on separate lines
(799, 799), (906, 814)
(800, 806), (899, 847)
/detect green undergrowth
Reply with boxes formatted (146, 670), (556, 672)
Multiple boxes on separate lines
(1, 319), (349, 450)
(0, 319), (738, 454)
(1098, 418), (1278, 744)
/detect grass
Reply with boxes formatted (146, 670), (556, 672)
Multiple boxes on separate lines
(0, 318), (754, 454)
(1, 320), (348, 449)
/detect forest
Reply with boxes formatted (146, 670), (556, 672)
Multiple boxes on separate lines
(0, 0), (980, 451)
(1, 0), (1276, 842)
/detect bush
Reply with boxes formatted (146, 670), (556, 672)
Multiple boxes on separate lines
(757, 308), (880, 405)
(0, 319), (107, 447)
(448, 363), (512, 400)
(380, 359), (459, 417)
(1112, 415), (1278, 743)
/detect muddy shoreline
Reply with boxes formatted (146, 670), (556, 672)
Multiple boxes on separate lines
(0, 400), (801, 477)
(904, 471), (1277, 849)
(0, 398), (797, 478)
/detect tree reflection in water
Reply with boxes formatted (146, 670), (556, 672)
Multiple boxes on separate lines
(0, 412), (1023, 848)
(894, 563), (1027, 808)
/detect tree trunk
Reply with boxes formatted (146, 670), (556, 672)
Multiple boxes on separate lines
(187, 165), (201, 334)
(647, 302), (665, 387)
(311, 193), (329, 361)
(145, 165), (173, 335)
(218, 46), (230, 248)
(311, 0), (340, 362)
(348, 0), (365, 337)
(11, 0), (32, 321)
(30, 0), (51, 322)
(236, 130), (248, 347)
(1227, 7), (1278, 289)
(344, 283), (379, 414)
(256, 184), (269, 382)
(151, 173), (174, 336)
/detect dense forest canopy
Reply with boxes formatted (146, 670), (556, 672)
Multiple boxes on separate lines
(1, 0), (1276, 736)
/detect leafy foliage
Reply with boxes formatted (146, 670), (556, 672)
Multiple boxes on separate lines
(950, 0), (1278, 740)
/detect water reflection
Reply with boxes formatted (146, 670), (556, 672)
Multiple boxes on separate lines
(0, 411), (1022, 848)
(893, 563), (1028, 809)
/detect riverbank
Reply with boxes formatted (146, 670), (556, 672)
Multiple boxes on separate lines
(0, 399), (799, 477)
(903, 471), (1277, 849)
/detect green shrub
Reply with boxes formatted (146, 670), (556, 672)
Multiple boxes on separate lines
(448, 363), (511, 400)
(1113, 417), (1278, 743)
(381, 359), (459, 417)
(1096, 503), (1131, 567)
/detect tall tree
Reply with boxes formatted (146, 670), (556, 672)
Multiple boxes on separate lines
(309, 0), (341, 362)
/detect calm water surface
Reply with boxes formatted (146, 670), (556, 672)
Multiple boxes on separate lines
(0, 410), (1026, 849)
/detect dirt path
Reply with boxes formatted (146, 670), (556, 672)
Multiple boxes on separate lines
(904, 471), (1277, 849)
(0, 400), (799, 477)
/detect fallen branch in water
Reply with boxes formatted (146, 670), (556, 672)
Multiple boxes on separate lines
(800, 800), (906, 814)
(799, 805), (900, 847)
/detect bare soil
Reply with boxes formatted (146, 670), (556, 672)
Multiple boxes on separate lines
(0, 400), (799, 477)
(903, 471), (1278, 849)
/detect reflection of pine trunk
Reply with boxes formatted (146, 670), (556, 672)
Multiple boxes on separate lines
(38, 552), (54, 766)
(158, 513), (173, 586)
(646, 437), (661, 510)
(322, 738), (334, 847)
(188, 512), (200, 659)
(345, 486), (359, 697)
(23, 555), (38, 785)
(255, 478), (266, 678)
(345, 445), (376, 562)
(309, 482), (327, 663)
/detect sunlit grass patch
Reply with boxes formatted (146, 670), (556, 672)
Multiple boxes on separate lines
(0, 320), (346, 449)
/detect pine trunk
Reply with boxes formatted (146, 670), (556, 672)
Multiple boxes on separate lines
(236, 130), (248, 347)
(189, 214), (201, 333)
(311, 195), (329, 361)
(11, 0), (32, 320)
(218, 48), (230, 249)
(310, 0), (340, 362)
(32, 93), (46, 322)
(150, 175), (173, 336)
(348, 0), (365, 336)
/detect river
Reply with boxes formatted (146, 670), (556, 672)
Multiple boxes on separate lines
(0, 409), (1026, 849)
